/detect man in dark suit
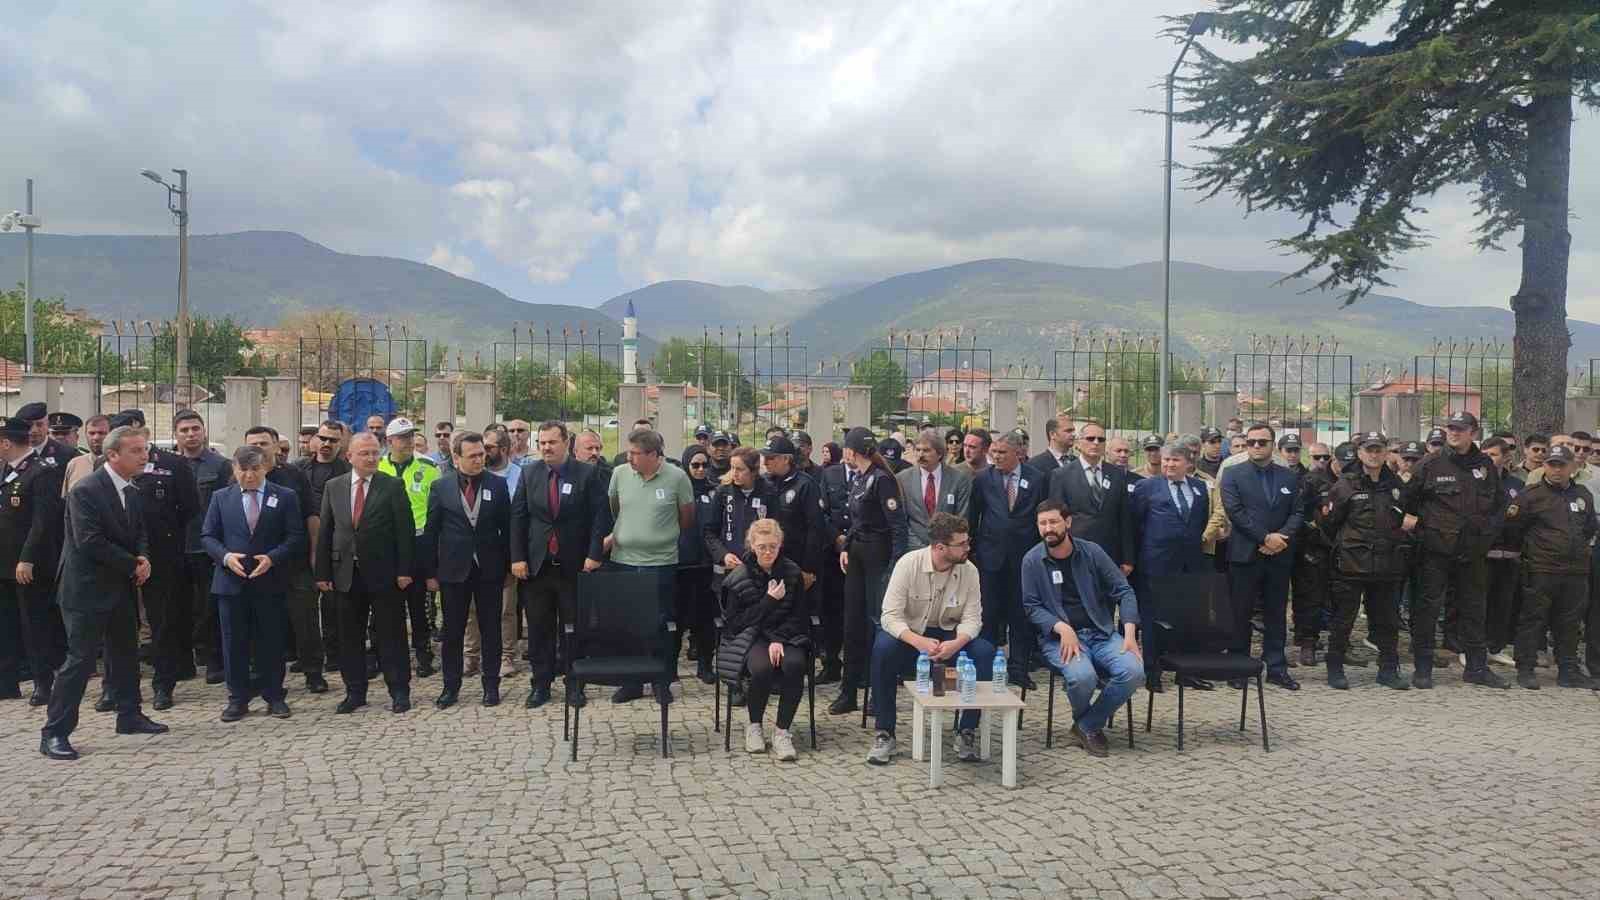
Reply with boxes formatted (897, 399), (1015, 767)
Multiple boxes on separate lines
(315, 432), (416, 713)
(1028, 414), (1076, 474)
(1129, 444), (1212, 690)
(201, 445), (306, 722)
(1046, 420), (1134, 573)
(1220, 422), (1306, 690)
(510, 420), (607, 709)
(896, 429), (972, 550)
(968, 430), (1048, 686)
(425, 431), (513, 708)
(40, 425), (167, 760)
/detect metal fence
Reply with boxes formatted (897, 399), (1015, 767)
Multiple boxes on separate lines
(1232, 335), (1355, 438)
(93, 321), (235, 442)
(1047, 334), (1205, 434)
(479, 324), (623, 426)
(1411, 338), (1512, 432)
(292, 323), (429, 424)
(869, 330), (995, 430)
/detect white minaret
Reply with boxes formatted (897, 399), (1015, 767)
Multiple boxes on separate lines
(622, 298), (639, 384)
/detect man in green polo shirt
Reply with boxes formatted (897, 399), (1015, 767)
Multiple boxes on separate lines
(605, 428), (696, 703)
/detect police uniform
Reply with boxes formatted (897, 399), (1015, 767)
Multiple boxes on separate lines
(1320, 434), (1411, 688)
(760, 437), (827, 580)
(1501, 444), (1598, 686)
(816, 460), (853, 680)
(377, 419), (439, 675)
(184, 444), (235, 679)
(833, 428), (908, 712)
(133, 442), (202, 706)
(1484, 468), (1526, 659)
(1, 417), (69, 701)
(1292, 460), (1339, 663)
(1399, 412), (1507, 686)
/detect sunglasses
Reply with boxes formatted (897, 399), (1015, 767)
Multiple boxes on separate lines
(1311, 454), (1330, 461)
(1245, 438), (1272, 447)
(315, 435), (340, 443)
(1080, 435), (1105, 443)
(688, 461), (707, 468)
(434, 432), (451, 439)
(509, 428), (528, 434)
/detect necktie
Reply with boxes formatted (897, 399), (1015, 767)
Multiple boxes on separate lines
(547, 468), (561, 556)
(122, 484), (139, 523)
(352, 477), (366, 527)
(1088, 466), (1103, 505)
(924, 471), (936, 515)
(1006, 472), (1017, 511)
(1173, 481), (1191, 520)
(463, 474), (477, 509)
(245, 489), (260, 534)
(1260, 467), (1275, 509)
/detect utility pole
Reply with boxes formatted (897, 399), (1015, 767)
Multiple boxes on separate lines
(140, 168), (190, 393)
(1, 182), (42, 370)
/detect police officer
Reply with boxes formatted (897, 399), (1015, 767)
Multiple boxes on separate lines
(828, 426), (908, 715)
(1291, 438), (1340, 666)
(1278, 433), (1306, 477)
(1320, 432), (1411, 690)
(377, 417), (439, 678)
(816, 435), (854, 683)
(1481, 437), (1523, 666)
(127, 411), (202, 709)
(760, 434), (826, 596)
(1501, 444), (1597, 689)
(47, 412), (83, 452)
(174, 409), (234, 683)
(1400, 411), (1508, 689)
(707, 431), (733, 481)
(878, 437), (910, 474)
(1197, 426), (1226, 478)
(704, 447), (776, 584)
(1, 416), (68, 703)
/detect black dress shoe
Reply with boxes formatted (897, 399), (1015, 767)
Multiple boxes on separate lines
(152, 689), (174, 711)
(1176, 675), (1215, 691)
(1266, 672), (1301, 691)
(696, 663), (716, 685)
(335, 696), (367, 714)
(116, 713), (170, 735)
(40, 735), (79, 760)
(288, 660), (303, 673)
(526, 684), (551, 709)
(1227, 678), (1247, 690)
(221, 701), (248, 722)
(827, 690), (858, 715)
(565, 682), (587, 708)
(434, 690), (459, 709)
(305, 674), (330, 694)
(205, 667), (226, 685)
(482, 686), (500, 707)
(268, 699), (291, 718)
(390, 695), (412, 714)
(416, 658), (436, 679)
(611, 683), (644, 704)
(28, 690), (50, 707)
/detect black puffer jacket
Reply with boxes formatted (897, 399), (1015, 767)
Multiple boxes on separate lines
(714, 553), (809, 681)
(1322, 465), (1410, 581)
(1401, 443), (1505, 558)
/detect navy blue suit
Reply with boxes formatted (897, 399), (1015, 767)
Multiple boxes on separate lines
(1130, 475), (1210, 678)
(968, 462), (1048, 672)
(1219, 461), (1305, 674)
(201, 481), (306, 704)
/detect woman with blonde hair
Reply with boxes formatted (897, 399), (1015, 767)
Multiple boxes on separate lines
(716, 518), (809, 761)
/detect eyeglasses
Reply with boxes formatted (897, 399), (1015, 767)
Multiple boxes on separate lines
(1311, 454), (1330, 461)
(939, 539), (972, 550)
(1245, 438), (1271, 447)
(1080, 435), (1105, 443)
(508, 428), (528, 434)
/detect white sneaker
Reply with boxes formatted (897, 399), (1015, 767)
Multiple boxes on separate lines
(745, 723), (766, 754)
(1488, 650), (1515, 667)
(771, 728), (797, 762)
(955, 729), (979, 762)
(866, 731), (897, 765)
(500, 658), (517, 678)
(1458, 653), (1467, 669)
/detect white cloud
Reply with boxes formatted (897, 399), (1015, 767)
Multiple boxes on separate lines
(425, 242), (475, 278)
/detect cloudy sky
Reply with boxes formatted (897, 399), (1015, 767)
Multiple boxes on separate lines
(2, 1), (1596, 317)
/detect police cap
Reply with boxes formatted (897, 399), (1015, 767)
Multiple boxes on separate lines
(1357, 430), (1388, 449)
(694, 424), (712, 438)
(0, 416), (30, 442)
(1200, 426), (1223, 442)
(710, 430), (732, 446)
(1446, 410), (1479, 431)
(48, 412), (83, 431)
(1546, 444), (1576, 465)
(118, 408), (147, 427)
(14, 401), (47, 422)
(843, 426), (876, 456)
(1142, 434), (1165, 450)
(1278, 433), (1302, 451)
(761, 435), (798, 456)
(1333, 442), (1358, 465)
(1400, 441), (1425, 459)
(877, 437), (903, 461)
(1426, 427), (1446, 445)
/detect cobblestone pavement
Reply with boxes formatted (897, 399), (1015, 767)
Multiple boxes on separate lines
(2, 648), (1598, 900)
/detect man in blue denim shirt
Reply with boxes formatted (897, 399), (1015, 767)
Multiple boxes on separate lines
(1021, 499), (1144, 757)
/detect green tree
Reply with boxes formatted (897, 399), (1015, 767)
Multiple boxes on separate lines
(0, 288), (104, 373)
(495, 357), (567, 422)
(852, 350), (908, 425)
(1070, 354), (1208, 431)
(569, 353), (621, 417)
(652, 337), (752, 403)
(152, 316), (271, 395)
(1175, 3), (1599, 433)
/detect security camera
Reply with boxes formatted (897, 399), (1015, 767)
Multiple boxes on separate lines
(0, 211), (19, 232)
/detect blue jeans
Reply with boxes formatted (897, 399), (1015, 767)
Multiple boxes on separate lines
(871, 626), (994, 734)
(1042, 626), (1144, 735)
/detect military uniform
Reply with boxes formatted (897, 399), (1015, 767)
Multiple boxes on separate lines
(1321, 456), (1410, 688)
(1502, 454), (1597, 686)
(133, 445), (202, 705)
(1, 421), (69, 702)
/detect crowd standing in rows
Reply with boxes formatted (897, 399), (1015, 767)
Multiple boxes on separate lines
(4, 400), (1597, 766)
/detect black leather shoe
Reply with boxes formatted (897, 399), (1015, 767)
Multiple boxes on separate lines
(305, 674), (330, 694)
(1517, 670), (1540, 690)
(696, 662), (716, 685)
(482, 686), (500, 707)
(416, 658), (436, 679)
(40, 735), (79, 760)
(116, 713), (170, 735)
(205, 667), (225, 685)
(565, 682), (587, 708)
(1463, 667), (1510, 689)
(335, 696), (367, 714)
(1176, 675), (1214, 691)
(526, 684), (551, 709)
(1226, 678), (1247, 690)
(390, 695), (412, 714)
(28, 689), (50, 707)
(1326, 666), (1350, 690)
(221, 701), (248, 722)
(611, 683), (644, 704)
(1412, 668), (1434, 690)
(268, 699), (291, 718)
(94, 692), (114, 713)
(1375, 667), (1410, 690)
(152, 688), (174, 711)
(1266, 672), (1300, 691)
(827, 690), (858, 715)
(434, 690), (459, 709)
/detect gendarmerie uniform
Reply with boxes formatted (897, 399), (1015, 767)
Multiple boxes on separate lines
(1501, 450), (1598, 684)
(132, 444), (202, 704)
(1, 418), (69, 702)
(1320, 454), (1410, 687)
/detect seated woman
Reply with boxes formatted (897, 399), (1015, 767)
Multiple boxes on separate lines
(716, 518), (809, 762)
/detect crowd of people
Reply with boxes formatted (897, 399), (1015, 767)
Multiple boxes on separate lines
(5, 400), (1597, 765)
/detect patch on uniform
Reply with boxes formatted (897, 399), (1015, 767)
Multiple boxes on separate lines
(1508, 488), (1518, 498)
(9, 495), (19, 507)
(885, 497), (898, 511)
(1570, 502), (1582, 513)
(1391, 488), (1401, 500)
(1472, 468), (1485, 479)
(785, 489), (796, 503)
(1505, 504), (1519, 518)
(1127, 483), (1136, 493)
(818, 498), (825, 509)
(41, 456), (57, 467)
(1578, 498), (1588, 511)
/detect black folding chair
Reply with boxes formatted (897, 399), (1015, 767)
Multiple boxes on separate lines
(563, 568), (678, 760)
(716, 615), (820, 752)
(1142, 573), (1269, 751)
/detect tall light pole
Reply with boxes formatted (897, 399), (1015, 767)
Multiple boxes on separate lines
(141, 167), (190, 392)
(1, 182), (42, 370)
(1159, 12), (1214, 437)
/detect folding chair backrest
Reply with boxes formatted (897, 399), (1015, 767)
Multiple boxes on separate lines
(1145, 572), (1236, 654)
(574, 568), (672, 661)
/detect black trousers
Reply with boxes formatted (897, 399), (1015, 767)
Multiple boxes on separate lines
(1517, 570), (1587, 672)
(44, 596), (143, 739)
(676, 567), (715, 665)
(284, 566), (324, 675)
(0, 581), (23, 691)
(746, 641), (806, 729)
(401, 542), (433, 662)
(218, 587), (288, 704)
(1229, 558), (1293, 675)
(523, 561), (576, 688)
(18, 580), (67, 696)
(843, 539), (891, 691)
(142, 561), (187, 692)
(1416, 552), (1488, 665)
(1327, 579), (1401, 667)
(336, 570), (410, 699)
(978, 556), (1031, 674)
(186, 552), (219, 671)
(1290, 551), (1331, 645)
(441, 573), (502, 692)
(1484, 556), (1521, 654)
(818, 553), (845, 668)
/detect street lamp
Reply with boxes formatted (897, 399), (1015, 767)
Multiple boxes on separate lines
(1, 181), (43, 371)
(1158, 11), (1214, 437)
(140, 167), (190, 392)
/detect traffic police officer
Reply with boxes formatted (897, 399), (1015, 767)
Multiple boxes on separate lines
(1501, 443), (1597, 689)
(1, 416), (68, 703)
(1400, 411), (1508, 690)
(829, 426), (908, 715)
(125, 410), (202, 710)
(1320, 431), (1411, 690)
(377, 417), (439, 677)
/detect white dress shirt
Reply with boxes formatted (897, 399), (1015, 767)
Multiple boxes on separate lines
(106, 467), (134, 509)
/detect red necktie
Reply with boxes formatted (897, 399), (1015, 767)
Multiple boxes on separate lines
(924, 471), (936, 515)
(352, 477), (366, 527)
(463, 475), (477, 509)
(547, 468), (561, 556)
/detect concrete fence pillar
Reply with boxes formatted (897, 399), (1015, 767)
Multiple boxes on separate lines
(263, 376), (299, 446)
(222, 377), (263, 449)
(463, 380), (496, 434)
(1025, 389), (1056, 434)
(845, 385), (871, 430)
(807, 386), (836, 457)
(1171, 391), (1204, 437)
(1204, 390), (1238, 429)
(425, 377), (456, 432)
(989, 388), (1019, 435)
(1565, 396), (1600, 435)
(58, 375), (99, 417)
(19, 373), (59, 409)
(1381, 394), (1421, 441)
(618, 383), (645, 432)
(656, 383), (687, 458)
(1354, 393), (1384, 435)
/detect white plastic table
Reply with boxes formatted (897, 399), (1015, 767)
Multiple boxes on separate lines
(903, 680), (1026, 788)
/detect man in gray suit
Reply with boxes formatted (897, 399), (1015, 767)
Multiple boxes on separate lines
(897, 429), (972, 550)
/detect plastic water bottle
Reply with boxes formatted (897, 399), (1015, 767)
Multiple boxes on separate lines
(991, 648), (1008, 693)
(960, 657), (978, 704)
(916, 652), (931, 695)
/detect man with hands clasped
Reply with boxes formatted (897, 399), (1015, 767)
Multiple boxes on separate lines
(1220, 422), (1305, 690)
